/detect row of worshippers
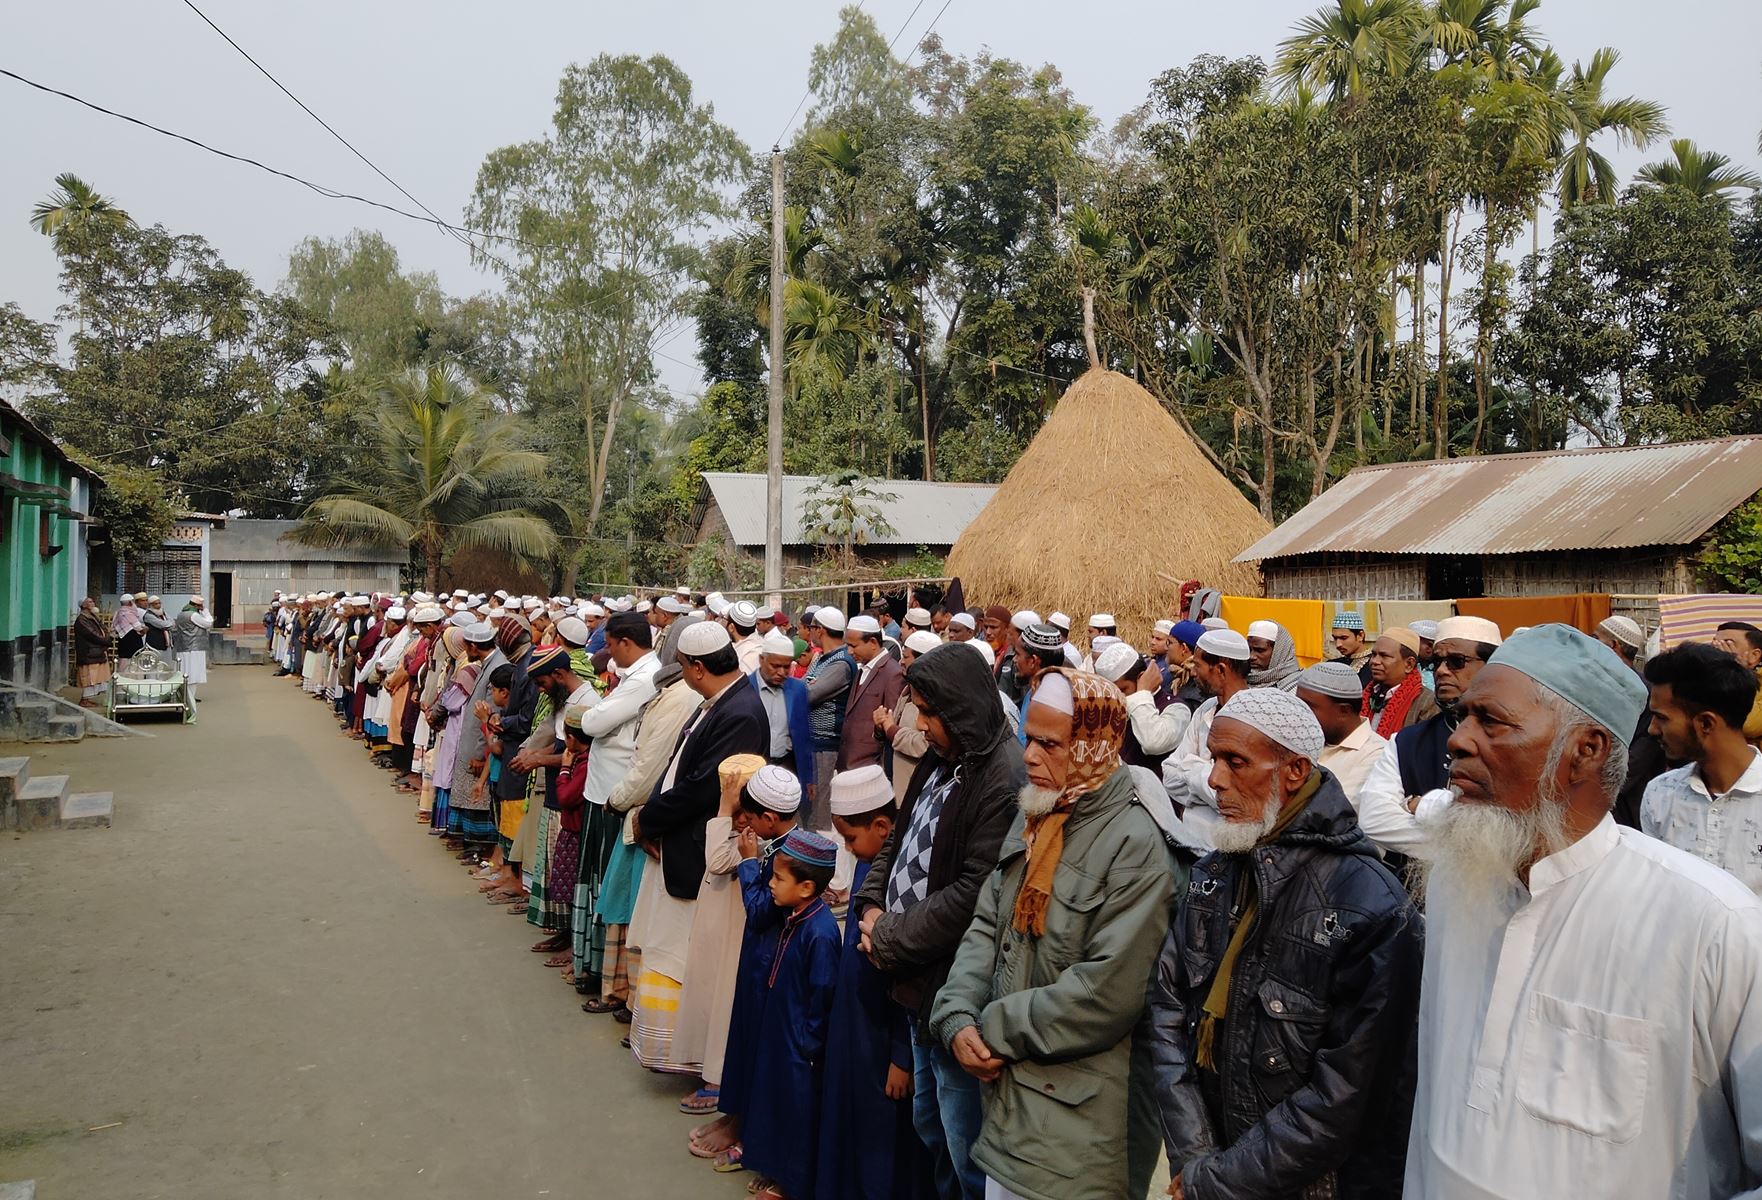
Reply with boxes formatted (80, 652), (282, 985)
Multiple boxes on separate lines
(70, 592), (214, 707)
(275, 581), (1762, 1200)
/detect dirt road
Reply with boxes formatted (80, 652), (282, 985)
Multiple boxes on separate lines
(0, 665), (747, 1199)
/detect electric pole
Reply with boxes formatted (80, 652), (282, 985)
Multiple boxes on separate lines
(765, 146), (785, 611)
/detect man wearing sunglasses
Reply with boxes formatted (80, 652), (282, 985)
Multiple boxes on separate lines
(1351, 616), (1504, 858)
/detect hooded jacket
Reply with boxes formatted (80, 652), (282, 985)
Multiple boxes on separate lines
(1149, 769), (1423, 1200)
(854, 641), (1024, 1021)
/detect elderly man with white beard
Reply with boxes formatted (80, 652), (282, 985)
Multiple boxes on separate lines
(1149, 687), (1422, 1199)
(1408, 623), (1762, 1199)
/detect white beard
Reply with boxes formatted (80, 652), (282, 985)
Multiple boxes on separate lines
(1018, 784), (1064, 818)
(1423, 788), (1570, 920)
(1208, 784), (1284, 853)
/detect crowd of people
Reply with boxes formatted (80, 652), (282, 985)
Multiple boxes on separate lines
(71, 591), (214, 707)
(258, 583), (1762, 1199)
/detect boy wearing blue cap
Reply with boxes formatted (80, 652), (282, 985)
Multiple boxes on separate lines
(726, 827), (842, 1200)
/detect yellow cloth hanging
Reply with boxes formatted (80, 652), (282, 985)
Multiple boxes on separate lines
(1217, 597), (1329, 667)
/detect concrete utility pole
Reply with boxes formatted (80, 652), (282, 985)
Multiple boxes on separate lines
(765, 146), (785, 611)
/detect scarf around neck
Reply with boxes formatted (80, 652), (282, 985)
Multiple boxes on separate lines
(1011, 668), (1127, 938)
(1363, 667), (1423, 737)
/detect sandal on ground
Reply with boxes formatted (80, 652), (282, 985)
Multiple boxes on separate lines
(613, 1006), (633, 1024)
(689, 1126), (736, 1159)
(580, 996), (621, 1014)
(508, 901), (531, 913)
(679, 1086), (721, 1114)
(531, 936), (567, 953)
(543, 953), (571, 968)
(711, 1145), (745, 1173)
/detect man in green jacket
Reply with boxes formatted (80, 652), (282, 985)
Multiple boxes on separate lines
(930, 668), (1176, 1200)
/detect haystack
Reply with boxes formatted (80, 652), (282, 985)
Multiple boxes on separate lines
(944, 369), (1269, 644)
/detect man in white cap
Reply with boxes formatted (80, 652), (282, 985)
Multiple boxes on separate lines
(1161, 629), (1255, 827)
(840, 613), (906, 775)
(1047, 611), (1072, 639)
(802, 608), (857, 820)
(750, 628), (816, 786)
(1409, 624), (1762, 1198)
(1294, 660), (1389, 803)
(1087, 612), (1117, 652)
(904, 606), (934, 636)
(173, 595), (215, 703)
(1095, 640), (1191, 773)
(947, 611), (977, 643)
(579, 601), (608, 653)
(1147, 618), (1176, 677)
(1592, 613), (1675, 826)
(1151, 687), (1422, 1200)
(1354, 615), (1502, 857)
(727, 600), (765, 673)
(1411, 618), (1441, 688)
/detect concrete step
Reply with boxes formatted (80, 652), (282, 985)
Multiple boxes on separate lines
(60, 790), (113, 829)
(0, 1180), (38, 1200)
(17, 773), (69, 831)
(41, 714), (85, 742)
(11, 700), (53, 740)
(0, 756), (28, 830)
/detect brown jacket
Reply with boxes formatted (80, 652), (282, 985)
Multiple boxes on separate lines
(837, 651), (905, 771)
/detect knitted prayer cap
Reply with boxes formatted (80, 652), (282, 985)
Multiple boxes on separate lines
(1598, 615), (1645, 651)
(1217, 687), (1326, 761)
(1296, 660), (1366, 702)
(527, 645), (571, 677)
(746, 764), (802, 814)
(829, 764), (892, 816)
(1332, 610), (1366, 631)
(778, 827), (839, 869)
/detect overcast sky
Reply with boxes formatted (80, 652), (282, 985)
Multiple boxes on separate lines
(4, 0), (1758, 400)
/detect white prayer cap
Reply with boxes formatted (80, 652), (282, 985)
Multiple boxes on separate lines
(446, 612), (475, 629)
(1201, 617), (1231, 631)
(1247, 620), (1281, 642)
(674, 585), (692, 598)
(485, 607), (507, 620)
(761, 630), (796, 657)
(678, 619), (733, 656)
(190, 595), (206, 606)
(949, 612), (976, 631)
(582, 602), (607, 618)
(1435, 615), (1503, 647)
(120, 594), (136, 605)
(1062, 643), (1083, 668)
(1031, 670), (1075, 716)
(815, 608), (848, 633)
(1153, 620), (1176, 636)
(411, 604), (445, 623)
(802, 604), (820, 619)
(348, 595), (370, 606)
(829, 765), (894, 817)
(746, 764), (802, 814)
(636, 600), (652, 613)
(522, 597), (543, 611)
(1094, 643), (1140, 682)
(1218, 687), (1326, 761)
(905, 607), (932, 628)
(1410, 619), (1441, 642)
(729, 600), (760, 629)
(848, 614), (882, 636)
(556, 616), (590, 646)
(148, 595), (162, 604)
(708, 595), (732, 618)
(1197, 629), (1251, 661)
(1048, 611), (1071, 632)
(1597, 615), (1645, 651)
(384, 606), (407, 621)
(452, 588), (469, 598)
(493, 589), (509, 601)
(463, 621), (496, 645)
(1093, 635), (1122, 654)
(412, 591), (434, 603)
(966, 639), (996, 668)
(1089, 613), (1116, 628)
(1011, 610), (1041, 631)
(657, 596), (692, 614)
(905, 630), (942, 657)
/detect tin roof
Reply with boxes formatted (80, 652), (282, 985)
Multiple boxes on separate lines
(1237, 436), (1762, 562)
(697, 472), (998, 548)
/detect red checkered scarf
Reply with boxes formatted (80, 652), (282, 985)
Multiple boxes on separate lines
(1363, 668), (1423, 738)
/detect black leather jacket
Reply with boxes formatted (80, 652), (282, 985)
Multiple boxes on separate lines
(1149, 769), (1423, 1200)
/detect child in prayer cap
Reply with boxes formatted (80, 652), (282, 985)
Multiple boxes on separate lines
(817, 766), (930, 1200)
(726, 827), (842, 1200)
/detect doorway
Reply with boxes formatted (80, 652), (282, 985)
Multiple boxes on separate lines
(210, 571), (234, 629)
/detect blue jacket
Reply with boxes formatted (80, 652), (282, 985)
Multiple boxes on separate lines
(749, 670), (817, 789)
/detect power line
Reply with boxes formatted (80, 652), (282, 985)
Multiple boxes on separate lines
(885, 0), (931, 53)
(775, 0), (867, 146)
(905, 0), (956, 64)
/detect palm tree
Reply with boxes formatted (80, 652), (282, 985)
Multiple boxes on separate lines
(1554, 49), (1669, 209)
(1637, 139), (1762, 206)
(290, 365), (558, 590)
(1274, 0), (1421, 101)
(29, 173), (132, 243)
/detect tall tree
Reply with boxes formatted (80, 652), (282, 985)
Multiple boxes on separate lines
(29, 173), (131, 244)
(1637, 139), (1762, 206)
(1552, 49), (1668, 209)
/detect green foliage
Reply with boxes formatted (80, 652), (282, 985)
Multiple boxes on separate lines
(1701, 496), (1762, 592)
(82, 459), (178, 557)
(0, 302), (56, 397)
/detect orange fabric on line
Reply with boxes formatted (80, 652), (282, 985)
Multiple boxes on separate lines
(1218, 597), (1329, 667)
(1454, 593), (1613, 638)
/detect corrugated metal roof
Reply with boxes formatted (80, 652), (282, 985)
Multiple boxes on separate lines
(699, 472), (998, 547)
(1236, 436), (1762, 562)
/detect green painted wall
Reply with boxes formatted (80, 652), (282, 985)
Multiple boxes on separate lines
(0, 409), (75, 644)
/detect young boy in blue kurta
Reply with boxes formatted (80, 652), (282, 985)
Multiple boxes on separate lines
(736, 827), (842, 1200)
(816, 764), (913, 1200)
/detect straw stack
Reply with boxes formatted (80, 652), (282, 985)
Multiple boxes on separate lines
(944, 368), (1269, 644)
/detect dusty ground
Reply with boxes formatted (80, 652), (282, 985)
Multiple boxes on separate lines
(0, 666), (748, 1199)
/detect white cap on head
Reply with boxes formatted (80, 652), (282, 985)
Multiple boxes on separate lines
(493, 590), (509, 601)
(1011, 610), (1041, 631)
(905, 630), (942, 656)
(678, 620), (733, 656)
(1217, 687), (1326, 761)
(1201, 617), (1231, 631)
(556, 616), (590, 646)
(464, 621), (496, 644)
(746, 765), (802, 814)
(1094, 643), (1140, 682)
(1197, 629), (1251, 661)
(1247, 620), (1280, 642)
(904, 607), (932, 628)
(949, 611), (976, 631)
(657, 596), (692, 614)
(760, 630), (796, 657)
(411, 604), (445, 623)
(1153, 619), (1175, 636)
(708, 595), (732, 618)
(1048, 611), (1071, 632)
(815, 608), (848, 633)
(411, 591), (433, 603)
(829, 764), (894, 816)
(1089, 613), (1116, 629)
(636, 600), (653, 613)
(1063, 643), (1083, 668)
(1410, 619), (1441, 642)
(1597, 615), (1645, 651)
(1031, 670), (1075, 716)
(1093, 635), (1122, 654)
(1435, 615), (1503, 647)
(966, 639), (996, 668)
(729, 600), (760, 629)
(847, 614), (882, 636)
(386, 606), (407, 621)
(583, 602), (607, 618)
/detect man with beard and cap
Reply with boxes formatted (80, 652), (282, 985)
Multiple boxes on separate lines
(1151, 688), (1422, 1200)
(727, 600), (766, 674)
(1295, 660), (1389, 803)
(1354, 616), (1501, 857)
(446, 622), (506, 849)
(1161, 629), (1254, 827)
(854, 642), (1023, 1200)
(1638, 641), (1762, 891)
(172, 596), (215, 704)
(142, 594), (175, 653)
(1246, 620), (1303, 692)
(1008, 622), (1068, 744)
(932, 669), (1176, 1200)
(1330, 610), (1374, 687)
(947, 611), (977, 642)
(1408, 625), (1762, 1198)
(751, 628), (816, 786)
(1364, 626), (1439, 737)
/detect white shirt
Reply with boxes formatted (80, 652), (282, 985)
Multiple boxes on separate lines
(1354, 737), (1451, 857)
(553, 680), (599, 748)
(1161, 695), (1219, 809)
(1407, 816), (1762, 1198)
(1123, 690), (1192, 756)
(1318, 719), (1388, 805)
(734, 632), (765, 675)
(1641, 748), (1762, 893)
(576, 653), (660, 805)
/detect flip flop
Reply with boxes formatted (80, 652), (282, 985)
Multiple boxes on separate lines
(581, 996), (621, 1014)
(679, 1086), (720, 1114)
(711, 1145), (745, 1173)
